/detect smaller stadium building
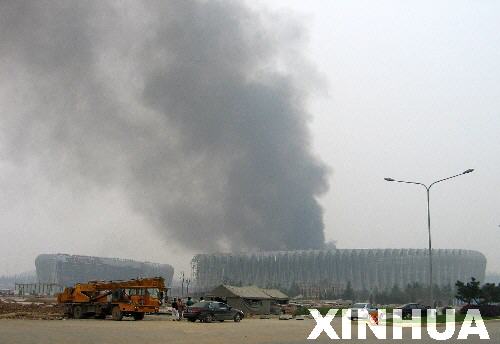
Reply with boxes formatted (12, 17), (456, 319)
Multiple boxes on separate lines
(35, 254), (174, 287)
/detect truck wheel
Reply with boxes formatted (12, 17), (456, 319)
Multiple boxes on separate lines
(112, 306), (123, 321)
(94, 306), (106, 319)
(64, 305), (73, 318)
(133, 312), (145, 321)
(203, 314), (214, 323)
(73, 306), (84, 319)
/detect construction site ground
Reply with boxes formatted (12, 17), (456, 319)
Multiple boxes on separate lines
(1, 315), (499, 344)
(0, 297), (63, 320)
(1, 298), (498, 343)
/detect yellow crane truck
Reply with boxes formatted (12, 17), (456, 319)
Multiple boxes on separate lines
(57, 277), (166, 320)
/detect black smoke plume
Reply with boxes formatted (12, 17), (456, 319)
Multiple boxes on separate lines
(0, 0), (329, 252)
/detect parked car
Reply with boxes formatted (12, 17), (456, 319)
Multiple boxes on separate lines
(184, 301), (244, 323)
(347, 303), (378, 321)
(396, 303), (430, 319)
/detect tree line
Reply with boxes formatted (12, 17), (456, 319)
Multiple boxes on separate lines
(286, 277), (500, 306)
(455, 277), (500, 305)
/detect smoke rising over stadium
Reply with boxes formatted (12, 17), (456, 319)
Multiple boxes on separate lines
(0, 1), (329, 252)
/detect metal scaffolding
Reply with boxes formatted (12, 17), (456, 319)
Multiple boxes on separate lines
(15, 283), (63, 296)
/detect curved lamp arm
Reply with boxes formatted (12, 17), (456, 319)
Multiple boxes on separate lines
(428, 169), (474, 189)
(384, 178), (428, 189)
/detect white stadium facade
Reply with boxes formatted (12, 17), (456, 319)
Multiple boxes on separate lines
(35, 254), (174, 287)
(192, 249), (486, 292)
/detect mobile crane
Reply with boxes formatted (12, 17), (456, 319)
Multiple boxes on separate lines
(57, 277), (166, 320)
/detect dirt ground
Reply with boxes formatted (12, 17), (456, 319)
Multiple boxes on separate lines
(0, 300), (498, 343)
(0, 315), (499, 344)
(0, 298), (64, 320)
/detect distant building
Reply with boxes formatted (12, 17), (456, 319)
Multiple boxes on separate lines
(0, 271), (36, 290)
(192, 249), (486, 295)
(35, 254), (174, 287)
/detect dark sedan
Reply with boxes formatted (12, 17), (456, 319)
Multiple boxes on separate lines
(396, 303), (430, 319)
(184, 301), (244, 323)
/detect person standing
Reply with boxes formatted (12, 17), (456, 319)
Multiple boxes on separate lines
(177, 298), (184, 320)
(171, 298), (179, 321)
(186, 297), (194, 307)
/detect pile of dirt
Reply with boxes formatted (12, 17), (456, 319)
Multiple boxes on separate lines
(0, 299), (64, 320)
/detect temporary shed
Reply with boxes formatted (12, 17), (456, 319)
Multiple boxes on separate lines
(207, 285), (273, 315)
(262, 288), (289, 302)
(262, 288), (290, 314)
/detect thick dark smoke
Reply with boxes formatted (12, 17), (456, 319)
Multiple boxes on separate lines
(0, 0), (329, 252)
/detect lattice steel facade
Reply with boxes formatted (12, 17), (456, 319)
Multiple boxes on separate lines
(192, 249), (486, 291)
(36, 254), (174, 287)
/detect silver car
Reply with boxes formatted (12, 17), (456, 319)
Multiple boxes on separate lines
(347, 303), (378, 321)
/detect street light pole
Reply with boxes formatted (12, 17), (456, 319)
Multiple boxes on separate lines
(426, 186), (433, 306)
(384, 169), (474, 306)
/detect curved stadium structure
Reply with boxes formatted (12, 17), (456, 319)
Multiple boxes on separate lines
(192, 249), (486, 292)
(36, 254), (174, 287)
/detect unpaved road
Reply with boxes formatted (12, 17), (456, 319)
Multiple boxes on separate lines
(0, 316), (498, 343)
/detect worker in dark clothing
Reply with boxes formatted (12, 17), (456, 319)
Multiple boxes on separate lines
(171, 298), (179, 320)
(186, 296), (194, 306)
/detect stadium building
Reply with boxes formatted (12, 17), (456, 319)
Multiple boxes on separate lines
(35, 254), (174, 287)
(192, 249), (486, 293)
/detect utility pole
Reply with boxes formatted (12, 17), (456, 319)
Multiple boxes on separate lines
(180, 271), (185, 298)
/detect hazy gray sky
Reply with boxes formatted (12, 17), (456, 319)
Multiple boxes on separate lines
(259, 0), (500, 273)
(1, 0), (499, 276)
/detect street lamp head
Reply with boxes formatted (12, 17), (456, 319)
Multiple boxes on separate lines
(384, 177), (395, 182)
(462, 169), (474, 174)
